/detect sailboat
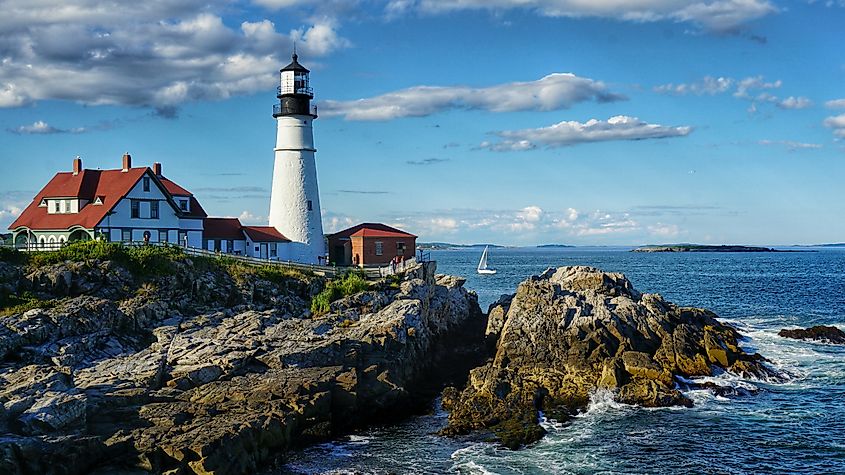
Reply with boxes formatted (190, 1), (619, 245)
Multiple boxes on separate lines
(477, 245), (497, 275)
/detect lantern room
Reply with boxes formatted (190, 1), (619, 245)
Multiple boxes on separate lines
(278, 53), (313, 98)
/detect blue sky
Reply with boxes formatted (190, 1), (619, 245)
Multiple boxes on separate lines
(1, 0), (844, 246)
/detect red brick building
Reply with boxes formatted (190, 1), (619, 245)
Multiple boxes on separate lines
(327, 223), (417, 267)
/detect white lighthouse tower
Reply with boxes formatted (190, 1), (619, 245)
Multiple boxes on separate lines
(268, 53), (326, 264)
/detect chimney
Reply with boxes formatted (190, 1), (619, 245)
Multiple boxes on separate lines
(122, 153), (132, 172)
(153, 162), (162, 176)
(73, 156), (82, 176)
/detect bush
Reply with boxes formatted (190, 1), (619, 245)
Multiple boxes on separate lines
(27, 241), (186, 277)
(310, 270), (370, 315)
(0, 247), (28, 265)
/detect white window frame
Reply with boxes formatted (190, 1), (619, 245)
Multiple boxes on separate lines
(375, 241), (383, 256)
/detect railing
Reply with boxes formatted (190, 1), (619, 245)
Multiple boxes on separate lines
(277, 85), (313, 97)
(4, 240), (422, 280)
(273, 103), (318, 117)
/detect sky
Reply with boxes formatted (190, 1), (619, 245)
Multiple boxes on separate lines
(1, 0), (844, 246)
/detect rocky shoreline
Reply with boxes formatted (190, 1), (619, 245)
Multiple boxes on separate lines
(0, 251), (783, 473)
(441, 266), (781, 448)
(0, 252), (485, 474)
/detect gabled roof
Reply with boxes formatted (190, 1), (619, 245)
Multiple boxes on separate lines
(329, 223), (417, 239)
(243, 226), (290, 242)
(9, 166), (204, 231)
(161, 176), (207, 219)
(10, 168), (148, 230)
(203, 218), (244, 240)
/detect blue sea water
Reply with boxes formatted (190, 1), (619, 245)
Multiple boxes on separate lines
(280, 247), (845, 475)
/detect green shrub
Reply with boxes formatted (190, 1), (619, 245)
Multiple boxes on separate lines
(0, 247), (28, 265)
(27, 241), (185, 277)
(310, 270), (370, 315)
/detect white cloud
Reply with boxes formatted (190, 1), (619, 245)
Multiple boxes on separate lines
(758, 139), (822, 151)
(825, 99), (845, 109)
(319, 73), (625, 120)
(648, 223), (681, 238)
(734, 75), (782, 99)
(481, 115), (691, 150)
(824, 114), (845, 138)
(7, 120), (87, 135)
(653, 76), (734, 95)
(238, 210), (266, 225)
(777, 96), (812, 110)
(0, 1), (349, 111)
(0, 191), (34, 229)
(387, 0), (777, 30)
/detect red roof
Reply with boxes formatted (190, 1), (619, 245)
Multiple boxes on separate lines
(203, 218), (244, 240)
(9, 166), (205, 231)
(243, 226), (290, 242)
(160, 177), (191, 196)
(11, 168), (148, 230)
(329, 223), (416, 239)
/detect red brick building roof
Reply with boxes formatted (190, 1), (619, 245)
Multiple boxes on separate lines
(10, 166), (204, 231)
(243, 226), (291, 242)
(329, 223), (417, 239)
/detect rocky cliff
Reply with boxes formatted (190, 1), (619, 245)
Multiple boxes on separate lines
(442, 266), (780, 448)
(0, 254), (485, 474)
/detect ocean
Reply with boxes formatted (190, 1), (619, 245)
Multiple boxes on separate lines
(279, 246), (845, 474)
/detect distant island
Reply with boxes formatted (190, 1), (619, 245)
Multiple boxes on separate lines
(536, 244), (575, 248)
(417, 242), (505, 250)
(633, 244), (781, 253)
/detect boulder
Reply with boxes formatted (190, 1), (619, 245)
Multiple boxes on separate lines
(443, 266), (780, 448)
(778, 325), (845, 344)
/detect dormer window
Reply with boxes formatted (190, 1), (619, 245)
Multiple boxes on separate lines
(179, 199), (188, 211)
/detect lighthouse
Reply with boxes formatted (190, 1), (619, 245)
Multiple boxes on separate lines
(268, 53), (326, 264)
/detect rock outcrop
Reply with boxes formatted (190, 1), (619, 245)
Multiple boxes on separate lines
(779, 325), (845, 344)
(0, 257), (485, 475)
(442, 266), (779, 448)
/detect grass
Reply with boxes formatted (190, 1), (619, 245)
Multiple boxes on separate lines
(0, 291), (56, 317)
(26, 241), (185, 277)
(310, 269), (370, 315)
(193, 255), (313, 284)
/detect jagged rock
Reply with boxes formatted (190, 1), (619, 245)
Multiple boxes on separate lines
(778, 325), (845, 344)
(0, 258), (485, 475)
(485, 294), (513, 339)
(443, 266), (779, 448)
(19, 392), (87, 435)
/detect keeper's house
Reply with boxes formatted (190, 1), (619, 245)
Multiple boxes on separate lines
(9, 154), (206, 248)
(327, 223), (416, 267)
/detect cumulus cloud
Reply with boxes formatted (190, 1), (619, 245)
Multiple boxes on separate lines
(319, 73), (626, 120)
(238, 210), (266, 225)
(385, 0), (777, 31)
(824, 114), (845, 138)
(776, 96), (812, 110)
(480, 116), (691, 151)
(825, 99), (845, 109)
(758, 139), (822, 151)
(0, 1), (349, 111)
(0, 191), (35, 229)
(7, 120), (86, 135)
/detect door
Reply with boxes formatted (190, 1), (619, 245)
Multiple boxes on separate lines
(260, 243), (268, 259)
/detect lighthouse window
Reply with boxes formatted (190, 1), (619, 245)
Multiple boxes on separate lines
(307, 200), (313, 211)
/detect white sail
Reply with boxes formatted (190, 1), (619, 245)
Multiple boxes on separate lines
(478, 246), (488, 270)
(477, 245), (496, 274)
